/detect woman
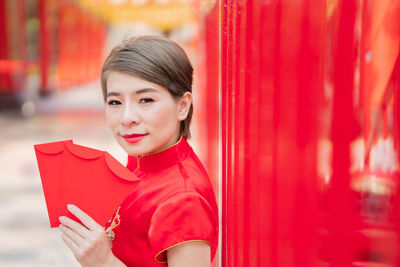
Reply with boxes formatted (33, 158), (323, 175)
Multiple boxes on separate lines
(58, 35), (218, 267)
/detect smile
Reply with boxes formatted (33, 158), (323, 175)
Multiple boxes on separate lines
(122, 133), (148, 143)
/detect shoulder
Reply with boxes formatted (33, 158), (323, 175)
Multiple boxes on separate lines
(175, 149), (214, 194)
(144, 147), (213, 200)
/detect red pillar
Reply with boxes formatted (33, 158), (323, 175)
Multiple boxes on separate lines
(39, 0), (50, 94)
(218, 0), (325, 266)
(0, 0), (8, 90)
(0, 0), (7, 60)
(329, 0), (357, 266)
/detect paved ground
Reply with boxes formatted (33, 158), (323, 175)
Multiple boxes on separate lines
(0, 82), (128, 266)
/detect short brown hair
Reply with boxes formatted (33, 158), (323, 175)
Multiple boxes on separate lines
(101, 35), (193, 138)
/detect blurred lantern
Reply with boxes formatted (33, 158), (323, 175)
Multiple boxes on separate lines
(75, 0), (215, 31)
(109, 0), (127, 5)
(131, 0), (148, 5)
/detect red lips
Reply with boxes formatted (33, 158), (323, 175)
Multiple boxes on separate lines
(122, 133), (148, 144)
(123, 133), (147, 138)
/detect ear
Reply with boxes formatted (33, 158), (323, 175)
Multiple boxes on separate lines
(177, 92), (192, 121)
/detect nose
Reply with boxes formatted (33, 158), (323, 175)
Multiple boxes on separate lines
(120, 102), (140, 127)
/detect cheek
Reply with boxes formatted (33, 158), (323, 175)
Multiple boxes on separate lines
(145, 103), (178, 130)
(142, 105), (177, 135)
(105, 109), (120, 131)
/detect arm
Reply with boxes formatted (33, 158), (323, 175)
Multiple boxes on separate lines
(167, 241), (211, 267)
(59, 204), (126, 267)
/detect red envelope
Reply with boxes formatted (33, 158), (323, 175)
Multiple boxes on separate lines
(35, 140), (73, 226)
(34, 140), (139, 228)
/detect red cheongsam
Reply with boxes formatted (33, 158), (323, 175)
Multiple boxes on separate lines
(105, 137), (219, 266)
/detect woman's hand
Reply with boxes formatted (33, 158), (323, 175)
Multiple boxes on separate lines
(59, 204), (126, 267)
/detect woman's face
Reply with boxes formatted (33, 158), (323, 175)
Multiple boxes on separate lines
(105, 71), (191, 156)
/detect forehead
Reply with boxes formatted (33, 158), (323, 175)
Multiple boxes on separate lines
(106, 71), (167, 94)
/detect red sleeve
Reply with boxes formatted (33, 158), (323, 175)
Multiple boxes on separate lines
(148, 192), (217, 263)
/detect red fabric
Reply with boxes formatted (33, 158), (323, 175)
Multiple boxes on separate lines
(106, 137), (219, 266)
(34, 140), (139, 227)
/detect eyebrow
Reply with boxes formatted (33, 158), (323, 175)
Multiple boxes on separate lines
(106, 88), (158, 97)
(135, 88), (158, 94)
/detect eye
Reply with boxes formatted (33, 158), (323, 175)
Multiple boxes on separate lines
(139, 98), (154, 104)
(107, 100), (121, 106)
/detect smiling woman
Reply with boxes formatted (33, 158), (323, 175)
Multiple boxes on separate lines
(104, 72), (192, 156)
(58, 35), (219, 267)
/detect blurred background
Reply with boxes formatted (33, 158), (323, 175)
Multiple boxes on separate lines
(0, 0), (216, 266)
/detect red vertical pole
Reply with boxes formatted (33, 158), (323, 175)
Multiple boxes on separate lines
(77, 9), (85, 84)
(87, 18), (96, 80)
(203, 0), (220, 229)
(0, 0), (7, 60)
(0, 0), (8, 89)
(271, 3), (281, 266)
(244, 0), (260, 266)
(221, 0), (227, 264)
(394, 56), (400, 266)
(221, 1), (235, 266)
(57, 1), (65, 89)
(17, 0), (27, 91)
(329, 0), (357, 266)
(395, 66), (400, 150)
(360, 0), (372, 146)
(294, 0), (325, 265)
(39, 0), (49, 94)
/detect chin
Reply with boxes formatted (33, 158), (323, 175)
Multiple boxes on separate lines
(121, 142), (155, 157)
(123, 145), (149, 157)
(126, 151), (141, 157)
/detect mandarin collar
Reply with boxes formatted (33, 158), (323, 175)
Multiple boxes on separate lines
(126, 137), (191, 173)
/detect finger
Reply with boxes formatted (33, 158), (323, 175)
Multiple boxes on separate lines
(61, 229), (80, 256)
(60, 224), (84, 247)
(59, 215), (90, 239)
(67, 204), (101, 231)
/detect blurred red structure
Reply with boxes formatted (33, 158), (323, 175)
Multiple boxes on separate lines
(56, 1), (106, 90)
(0, 0), (106, 97)
(197, 0), (400, 266)
(0, 0), (27, 93)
